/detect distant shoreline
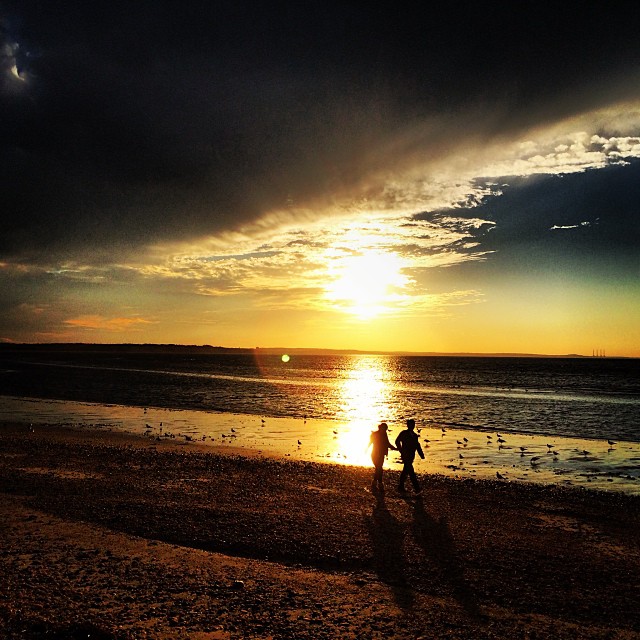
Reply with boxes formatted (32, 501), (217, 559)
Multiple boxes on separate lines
(0, 341), (626, 359)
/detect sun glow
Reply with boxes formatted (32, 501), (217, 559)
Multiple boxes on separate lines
(325, 249), (409, 318)
(333, 356), (396, 465)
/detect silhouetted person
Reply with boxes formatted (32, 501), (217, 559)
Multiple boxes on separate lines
(368, 422), (397, 493)
(395, 418), (424, 493)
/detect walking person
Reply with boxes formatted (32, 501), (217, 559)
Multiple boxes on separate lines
(368, 422), (397, 494)
(395, 418), (425, 494)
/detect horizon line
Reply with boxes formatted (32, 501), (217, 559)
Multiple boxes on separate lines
(0, 341), (632, 359)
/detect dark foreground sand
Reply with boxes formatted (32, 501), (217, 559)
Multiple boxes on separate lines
(1, 423), (639, 639)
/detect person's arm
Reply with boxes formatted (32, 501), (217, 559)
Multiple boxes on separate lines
(388, 435), (397, 451)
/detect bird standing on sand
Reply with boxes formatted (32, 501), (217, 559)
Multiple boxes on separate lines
(496, 472), (505, 480)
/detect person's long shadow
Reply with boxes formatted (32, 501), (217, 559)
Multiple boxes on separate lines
(365, 492), (414, 610)
(408, 496), (482, 618)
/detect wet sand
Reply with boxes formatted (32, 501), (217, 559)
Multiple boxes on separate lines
(2, 396), (640, 494)
(1, 421), (640, 639)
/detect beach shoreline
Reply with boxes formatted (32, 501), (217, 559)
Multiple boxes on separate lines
(2, 394), (639, 495)
(2, 420), (640, 639)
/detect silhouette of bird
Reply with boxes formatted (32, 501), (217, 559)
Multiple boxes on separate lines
(459, 453), (464, 459)
(530, 456), (541, 464)
(297, 440), (302, 446)
(457, 440), (463, 445)
(581, 450), (591, 456)
(463, 437), (469, 443)
(497, 437), (506, 444)
(496, 472), (505, 480)
(231, 428), (236, 433)
(546, 444), (554, 449)
(519, 446), (527, 452)
(608, 440), (616, 446)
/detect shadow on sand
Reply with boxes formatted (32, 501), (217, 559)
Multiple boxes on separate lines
(407, 496), (481, 618)
(366, 491), (480, 617)
(365, 492), (414, 609)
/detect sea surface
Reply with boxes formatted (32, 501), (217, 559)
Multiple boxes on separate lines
(1, 351), (638, 441)
(1, 350), (640, 493)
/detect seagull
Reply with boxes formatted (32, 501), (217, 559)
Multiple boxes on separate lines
(581, 450), (591, 456)
(298, 440), (302, 446)
(530, 456), (541, 464)
(546, 444), (554, 449)
(457, 440), (463, 445)
(496, 472), (505, 480)
(459, 453), (464, 459)
(519, 446), (527, 452)
(497, 438), (506, 444)
(463, 437), (469, 443)
(608, 440), (617, 446)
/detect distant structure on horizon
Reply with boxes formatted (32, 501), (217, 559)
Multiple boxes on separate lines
(592, 348), (606, 357)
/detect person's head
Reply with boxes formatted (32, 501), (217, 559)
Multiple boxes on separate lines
(406, 418), (416, 430)
(378, 422), (388, 431)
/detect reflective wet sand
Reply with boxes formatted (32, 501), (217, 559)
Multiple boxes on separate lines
(2, 395), (639, 494)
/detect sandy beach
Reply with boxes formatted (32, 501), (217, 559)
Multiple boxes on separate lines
(1, 421), (640, 639)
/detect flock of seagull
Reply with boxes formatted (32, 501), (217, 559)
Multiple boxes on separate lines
(413, 425), (631, 484)
(136, 412), (637, 490)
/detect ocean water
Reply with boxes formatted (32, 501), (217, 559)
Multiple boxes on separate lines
(1, 350), (640, 493)
(1, 351), (638, 442)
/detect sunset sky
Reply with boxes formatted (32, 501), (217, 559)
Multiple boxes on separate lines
(1, 2), (639, 356)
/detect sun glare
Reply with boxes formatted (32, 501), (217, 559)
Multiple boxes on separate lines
(325, 249), (408, 318)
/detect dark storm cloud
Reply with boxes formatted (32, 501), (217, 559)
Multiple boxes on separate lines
(422, 159), (640, 276)
(2, 0), (640, 261)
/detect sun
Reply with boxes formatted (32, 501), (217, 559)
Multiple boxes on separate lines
(325, 249), (408, 318)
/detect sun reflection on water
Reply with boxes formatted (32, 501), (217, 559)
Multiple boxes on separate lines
(332, 355), (396, 466)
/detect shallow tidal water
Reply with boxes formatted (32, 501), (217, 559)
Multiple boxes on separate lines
(2, 395), (639, 495)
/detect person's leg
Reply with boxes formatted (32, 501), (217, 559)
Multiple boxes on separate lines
(398, 464), (408, 491)
(372, 458), (384, 491)
(408, 464), (420, 492)
(374, 464), (383, 489)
